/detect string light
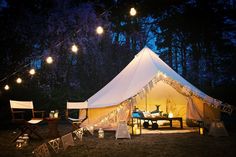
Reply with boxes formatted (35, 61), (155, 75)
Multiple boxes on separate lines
(130, 7), (137, 16)
(29, 69), (36, 75)
(4, 84), (10, 90)
(71, 44), (78, 53)
(96, 26), (104, 35)
(0, 3), (118, 92)
(46, 56), (53, 64)
(16, 77), (22, 84)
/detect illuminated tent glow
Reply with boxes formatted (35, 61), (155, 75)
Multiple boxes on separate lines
(82, 47), (221, 130)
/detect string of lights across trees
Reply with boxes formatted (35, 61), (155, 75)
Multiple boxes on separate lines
(0, 7), (137, 92)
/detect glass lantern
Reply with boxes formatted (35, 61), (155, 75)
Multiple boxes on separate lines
(98, 128), (104, 138)
(131, 117), (142, 135)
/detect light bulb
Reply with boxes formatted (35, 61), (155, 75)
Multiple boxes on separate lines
(4, 84), (10, 90)
(16, 78), (22, 84)
(29, 69), (36, 75)
(130, 7), (137, 16)
(46, 56), (53, 64)
(71, 44), (78, 53)
(96, 26), (104, 35)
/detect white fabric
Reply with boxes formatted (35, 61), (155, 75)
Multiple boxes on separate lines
(88, 47), (217, 108)
(10, 100), (34, 109)
(115, 121), (131, 139)
(67, 101), (88, 109)
(28, 119), (43, 124)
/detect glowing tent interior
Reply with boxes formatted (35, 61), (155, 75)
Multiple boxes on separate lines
(81, 47), (221, 130)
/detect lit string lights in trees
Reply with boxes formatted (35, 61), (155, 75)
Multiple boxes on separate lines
(0, 3), (137, 92)
(46, 56), (53, 64)
(16, 77), (22, 84)
(96, 26), (104, 35)
(130, 7), (137, 16)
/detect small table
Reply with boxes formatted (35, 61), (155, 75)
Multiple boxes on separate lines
(141, 117), (183, 129)
(44, 117), (60, 138)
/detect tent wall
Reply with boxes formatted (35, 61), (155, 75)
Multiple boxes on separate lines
(134, 81), (188, 120)
(84, 80), (220, 129)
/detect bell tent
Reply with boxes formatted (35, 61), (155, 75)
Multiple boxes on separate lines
(82, 47), (221, 129)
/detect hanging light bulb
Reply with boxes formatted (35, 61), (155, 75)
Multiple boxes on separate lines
(4, 84), (10, 90)
(96, 26), (104, 35)
(46, 56), (53, 64)
(130, 7), (137, 16)
(16, 77), (22, 84)
(71, 44), (78, 53)
(29, 68), (36, 75)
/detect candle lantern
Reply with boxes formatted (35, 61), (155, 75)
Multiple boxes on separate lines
(54, 110), (59, 118)
(98, 128), (104, 138)
(16, 139), (24, 149)
(168, 112), (173, 118)
(131, 117), (142, 135)
(198, 121), (205, 135)
(49, 111), (54, 118)
(22, 134), (29, 146)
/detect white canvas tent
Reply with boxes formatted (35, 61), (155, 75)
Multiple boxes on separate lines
(82, 47), (220, 129)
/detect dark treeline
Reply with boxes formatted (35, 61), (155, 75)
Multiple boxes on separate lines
(0, 0), (235, 114)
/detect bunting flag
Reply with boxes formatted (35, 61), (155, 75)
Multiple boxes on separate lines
(73, 128), (84, 141)
(48, 138), (61, 153)
(33, 143), (51, 157)
(61, 133), (74, 150)
(144, 85), (149, 93)
(220, 103), (234, 114)
(148, 80), (154, 90)
(85, 125), (94, 135)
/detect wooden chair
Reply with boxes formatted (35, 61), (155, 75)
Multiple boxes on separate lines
(10, 100), (45, 142)
(66, 101), (88, 130)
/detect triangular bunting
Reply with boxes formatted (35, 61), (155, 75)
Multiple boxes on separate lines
(48, 138), (61, 153)
(61, 133), (74, 150)
(33, 143), (51, 157)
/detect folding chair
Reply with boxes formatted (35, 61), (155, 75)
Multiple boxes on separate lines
(66, 101), (88, 130)
(10, 100), (45, 142)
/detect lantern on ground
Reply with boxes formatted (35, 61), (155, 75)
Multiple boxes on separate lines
(16, 139), (24, 149)
(54, 110), (59, 118)
(199, 121), (205, 135)
(98, 128), (104, 138)
(22, 134), (29, 147)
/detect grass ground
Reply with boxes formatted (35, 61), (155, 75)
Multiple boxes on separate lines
(0, 122), (236, 157)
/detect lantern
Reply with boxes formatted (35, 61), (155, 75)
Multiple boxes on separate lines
(98, 128), (104, 138)
(49, 111), (54, 118)
(22, 134), (29, 147)
(16, 139), (24, 149)
(54, 110), (59, 118)
(198, 121), (205, 135)
(168, 112), (173, 118)
(131, 117), (141, 135)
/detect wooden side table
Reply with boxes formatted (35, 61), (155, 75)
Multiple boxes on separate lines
(44, 117), (60, 138)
